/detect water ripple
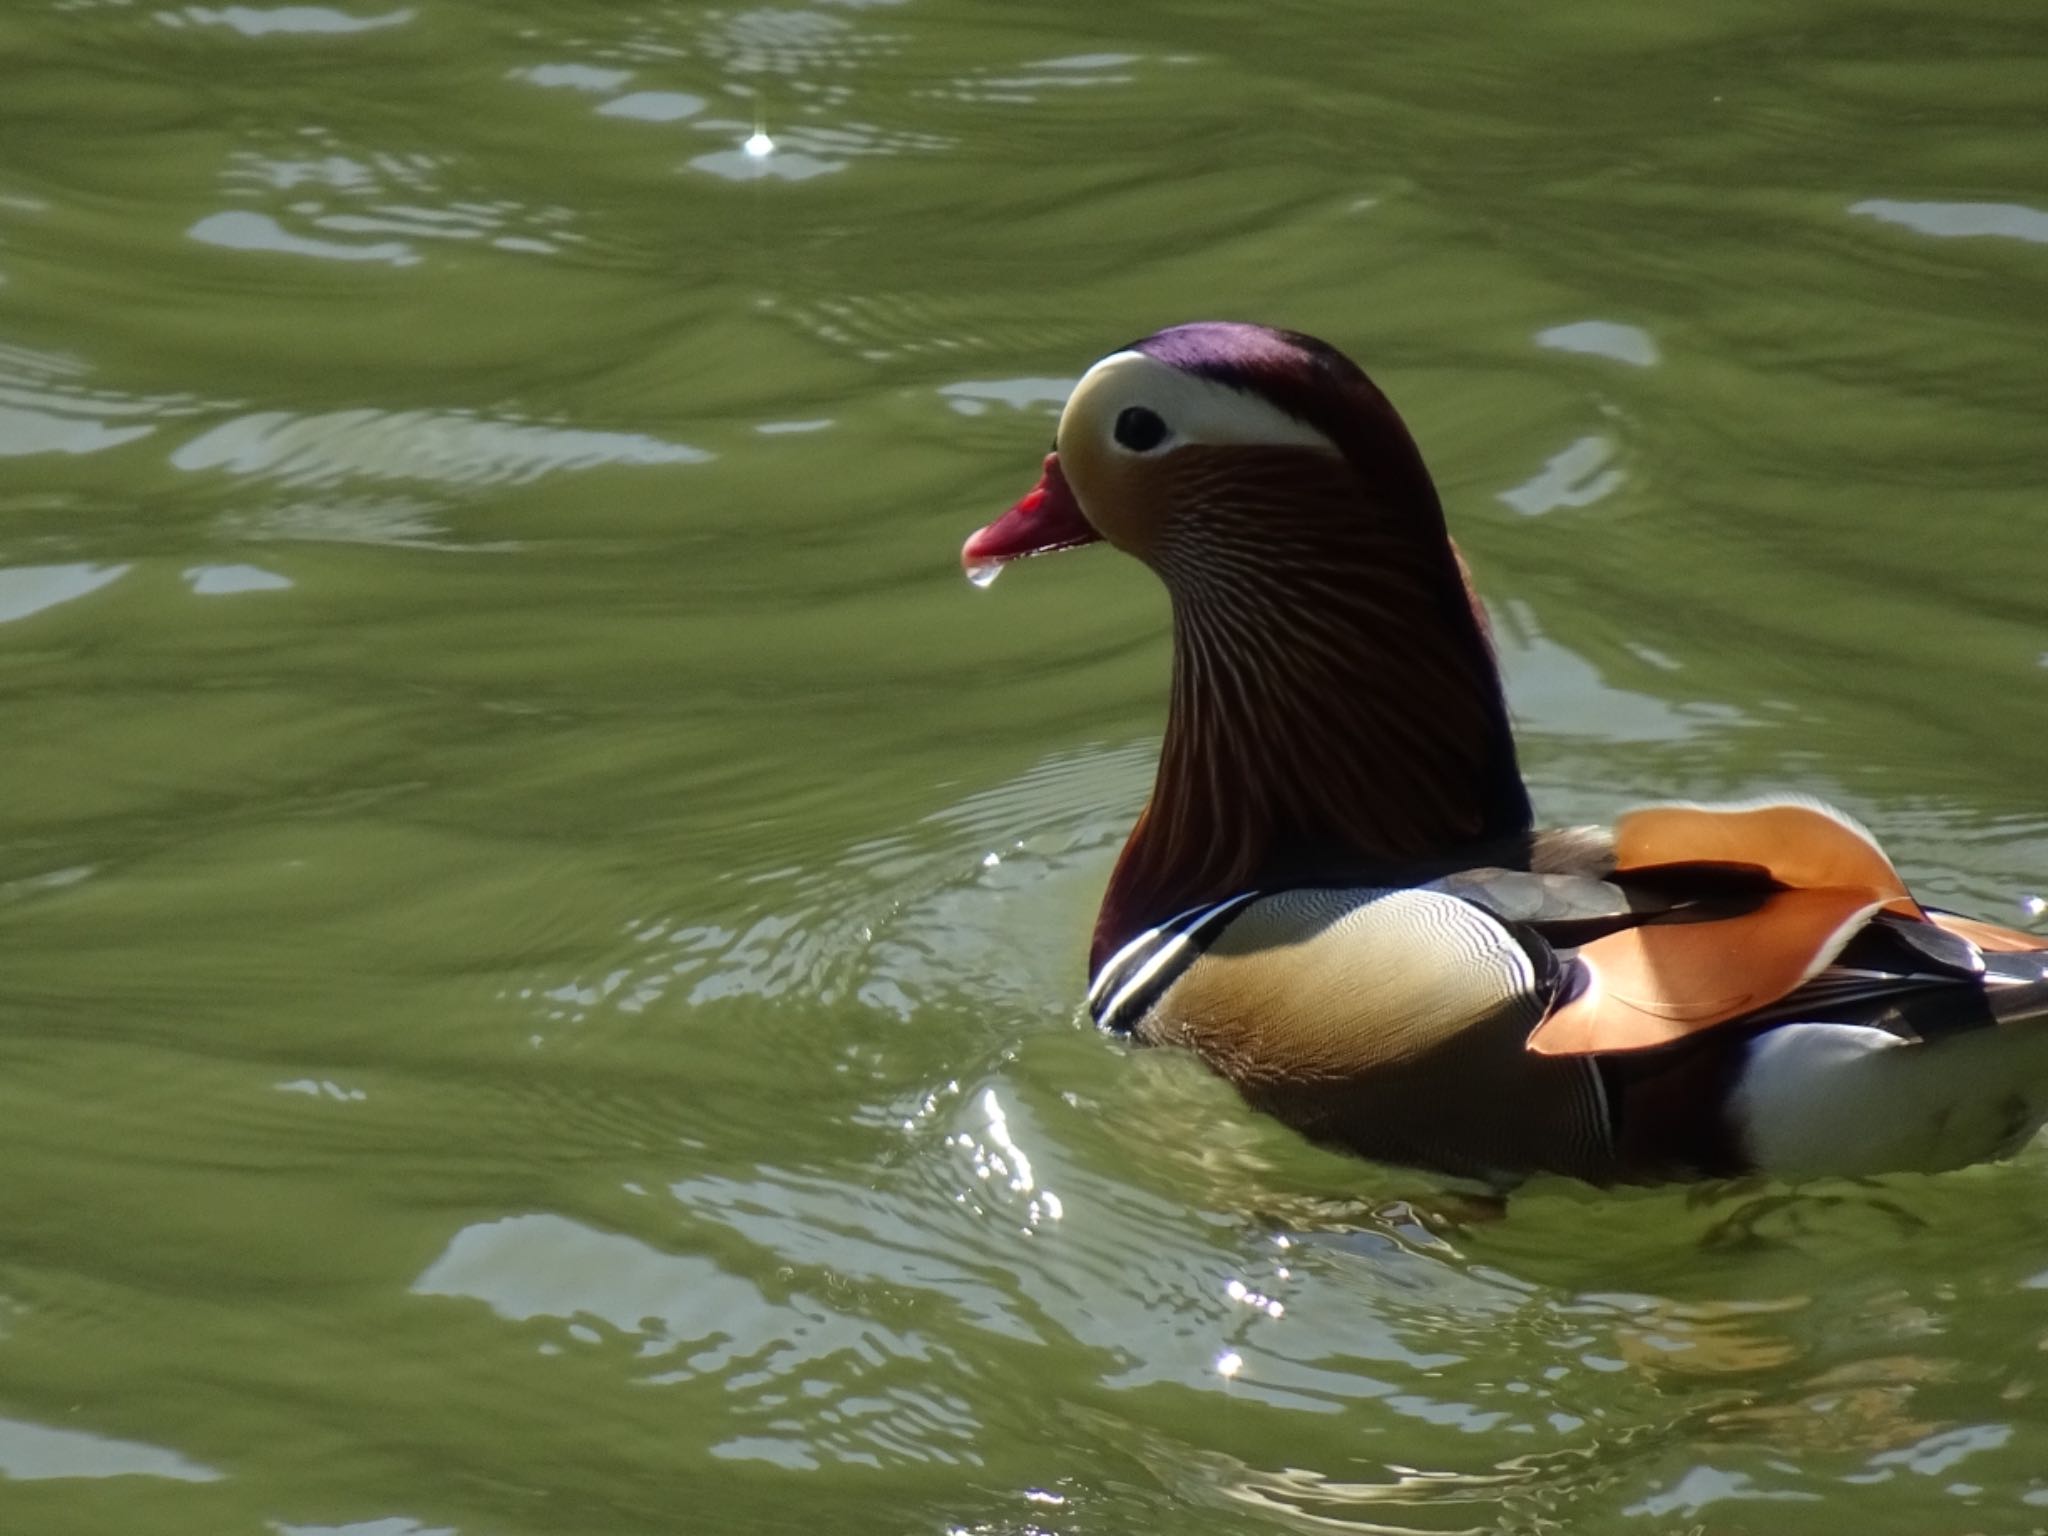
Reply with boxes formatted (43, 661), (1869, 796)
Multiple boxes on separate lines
(413, 1210), (985, 1468)
(691, 6), (902, 76)
(171, 408), (710, 488)
(162, 4), (414, 36)
(923, 50), (1150, 105)
(211, 494), (513, 551)
(0, 344), (203, 462)
(197, 129), (587, 267)
(528, 745), (1134, 1044)
(686, 115), (953, 182)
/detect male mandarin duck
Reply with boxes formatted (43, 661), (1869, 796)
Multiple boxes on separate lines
(961, 321), (2048, 1185)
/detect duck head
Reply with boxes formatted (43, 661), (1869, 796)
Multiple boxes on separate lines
(964, 323), (1533, 972)
(963, 323), (1450, 575)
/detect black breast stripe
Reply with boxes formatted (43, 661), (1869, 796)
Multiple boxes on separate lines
(1087, 893), (1261, 1033)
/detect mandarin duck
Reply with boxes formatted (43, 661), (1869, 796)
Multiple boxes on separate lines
(962, 322), (2048, 1184)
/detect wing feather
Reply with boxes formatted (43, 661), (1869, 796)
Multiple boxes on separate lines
(1614, 798), (1921, 919)
(1527, 887), (1883, 1056)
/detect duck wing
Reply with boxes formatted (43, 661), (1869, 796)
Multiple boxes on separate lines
(1502, 798), (2047, 1056)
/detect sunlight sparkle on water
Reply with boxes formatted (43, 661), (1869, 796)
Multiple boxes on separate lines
(1226, 1276), (1286, 1319)
(743, 129), (775, 159)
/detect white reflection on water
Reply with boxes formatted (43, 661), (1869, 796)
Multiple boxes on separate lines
(1498, 434), (1624, 515)
(413, 1211), (983, 1468)
(928, 51), (1144, 104)
(274, 1078), (365, 1101)
(1858, 1421), (2012, 1480)
(596, 91), (706, 123)
(0, 342), (193, 460)
(421, 1214), (840, 1358)
(683, 108), (949, 182)
(172, 408), (710, 487)
(693, 6), (899, 75)
(1030, 52), (1140, 70)
(1199, 1455), (1545, 1529)
(185, 563), (293, 595)
(1494, 598), (1748, 744)
(0, 563), (129, 625)
(0, 404), (155, 458)
(0, 1416), (222, 1483)
(517, 63), (635, 94)
(970, 56), (1141, 92)
(274, 1520), (454, 1536)
(214, 494), (518, 552)
(954, 1088), (1063, 1231)
(0, 864), (94, 904)
(667, 1170), (1044, 1345)
(209, 137), (584, 262)
(1535, 320), (1660, 369)
(226, 153), (378, 193)
(1624, 1464), (1822, 1518)
(1850, 199), (2048, 246)
(664, 1135), (1502, 1418)
(415, 1212), (944, 1364)
(938, 378), (1073, 417)
(189, 209), (418, 266)
(690, 144), (843, 182)
(167, 5), (414, 36)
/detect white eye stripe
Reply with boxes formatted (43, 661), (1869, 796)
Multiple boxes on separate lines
(1061, 351), (1339, 456)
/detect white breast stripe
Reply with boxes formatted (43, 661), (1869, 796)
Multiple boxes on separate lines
(1086, 927), (1155, 1010)
(1096, 892), (1261, 1030)
(1087, 898), (1228, 1009)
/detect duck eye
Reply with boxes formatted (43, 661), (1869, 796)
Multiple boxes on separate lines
(1113, 405), (1169, 453)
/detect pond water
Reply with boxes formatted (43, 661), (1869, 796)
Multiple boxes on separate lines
(3, 1), (2047, 1532)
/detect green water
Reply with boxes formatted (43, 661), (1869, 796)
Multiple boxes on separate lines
(3, 1), (2047, 1531)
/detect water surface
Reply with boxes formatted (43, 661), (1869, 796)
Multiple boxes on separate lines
(3, 1), (2047, 1532)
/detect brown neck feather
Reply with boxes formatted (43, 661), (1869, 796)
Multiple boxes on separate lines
(1090, 448), (1530, 974)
